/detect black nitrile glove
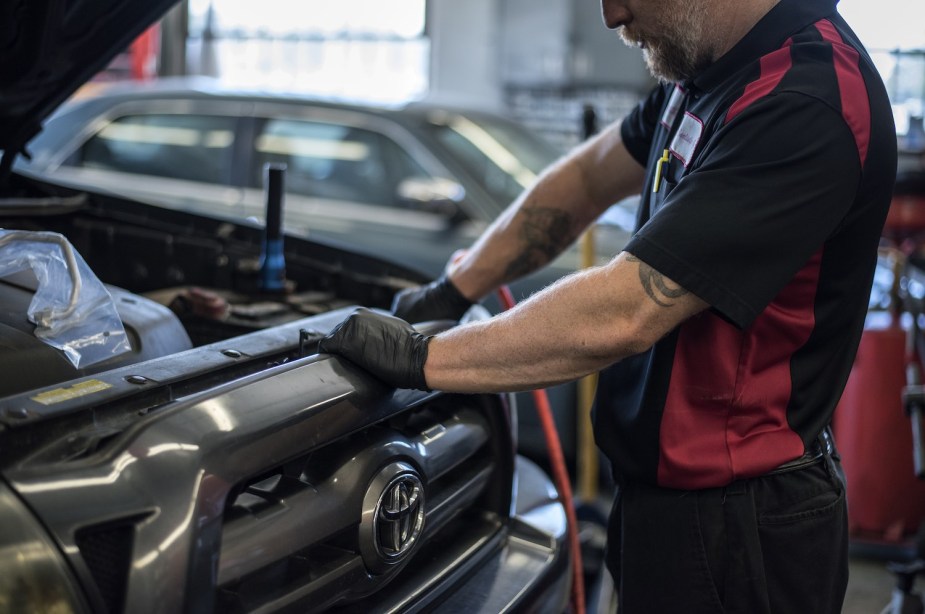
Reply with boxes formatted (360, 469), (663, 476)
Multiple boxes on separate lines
(318, 308), (432, 390)
(391, 274), (473, 323)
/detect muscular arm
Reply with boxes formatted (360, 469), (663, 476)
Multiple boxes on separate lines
(448, 121), (646, 301)
(424, 252), (709, 393)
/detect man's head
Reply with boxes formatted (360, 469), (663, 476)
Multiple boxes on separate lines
(602, 0), (779, 83)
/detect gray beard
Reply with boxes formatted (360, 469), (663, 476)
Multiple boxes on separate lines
(644, 44), (708, 83)
(620, 7), (712, 83)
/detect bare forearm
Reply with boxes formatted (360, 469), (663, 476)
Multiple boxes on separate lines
(448, 161), (592, 301)
(425, 254), (678, 393)
(449, 122), (645, 301)
(319, 253), (709, 395)
(423, 291), (619, 393)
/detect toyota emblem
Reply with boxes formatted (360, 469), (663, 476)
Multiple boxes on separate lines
(360, 462), (426, 574)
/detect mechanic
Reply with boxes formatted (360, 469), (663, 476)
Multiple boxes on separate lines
(320, 0), (897, 611)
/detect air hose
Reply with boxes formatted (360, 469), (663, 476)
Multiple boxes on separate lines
(497, 285), (586, 614)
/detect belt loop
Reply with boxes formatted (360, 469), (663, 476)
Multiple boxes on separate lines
(723, 479), (747, 502)
(819, 425), (835, 456)
(820, 425), (845, 493)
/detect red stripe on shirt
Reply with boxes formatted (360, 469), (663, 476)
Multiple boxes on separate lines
(725, 39), (793, 125)
(657, 250), (823, 489)
(814, 19), (871, 166)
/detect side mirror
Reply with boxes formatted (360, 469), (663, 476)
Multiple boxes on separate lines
(396, 176), (466, 218)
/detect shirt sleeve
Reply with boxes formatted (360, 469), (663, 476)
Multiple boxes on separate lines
(620, 85), (669, 167)
(624, 92), (863, 329)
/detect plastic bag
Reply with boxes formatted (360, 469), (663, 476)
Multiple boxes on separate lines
(0, 230), (130, 368)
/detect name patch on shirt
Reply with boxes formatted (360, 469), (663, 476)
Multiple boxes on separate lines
(660, 85), (686, 129)
(669, 112), (704, 168)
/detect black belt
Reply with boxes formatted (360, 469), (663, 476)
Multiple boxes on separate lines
(766, 427), (837, 476)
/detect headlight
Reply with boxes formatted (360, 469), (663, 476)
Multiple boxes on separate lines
(0, 481), (90, 614)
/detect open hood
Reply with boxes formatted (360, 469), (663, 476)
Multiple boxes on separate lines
(0, 0), (178, 171)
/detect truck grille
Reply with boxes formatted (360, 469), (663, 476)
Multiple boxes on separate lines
(4, 319), (519, 614)
(215, 395), (509, 613)
(74, 521), (136, 614)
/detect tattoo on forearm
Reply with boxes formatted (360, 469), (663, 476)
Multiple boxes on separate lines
(627, 255), (689, 307)
(504, 207), (574, 279)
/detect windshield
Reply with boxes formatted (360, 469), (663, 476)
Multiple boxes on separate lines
(422, 111), (562, 208)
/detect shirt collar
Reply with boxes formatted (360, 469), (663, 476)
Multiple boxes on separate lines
(685, 0), (840, 94)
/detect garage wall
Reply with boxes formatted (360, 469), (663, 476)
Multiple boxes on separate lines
(497, 0), (572, 86)
(497, 0), (650, 89)
(569, 2), (653, 88)
(428, 0), (654, 149)
(426, 0), (505, 111)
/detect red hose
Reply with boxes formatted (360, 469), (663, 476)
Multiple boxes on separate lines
(497, 286), (586, 614)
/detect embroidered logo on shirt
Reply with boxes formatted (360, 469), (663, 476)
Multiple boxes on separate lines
(660, 85), (686, 129)
(669, 112), (704, 168)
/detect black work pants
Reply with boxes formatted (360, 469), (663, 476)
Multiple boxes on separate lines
(605, 459), (848, 613)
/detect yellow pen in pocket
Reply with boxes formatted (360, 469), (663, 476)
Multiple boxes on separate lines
(652, 149), (670, 194)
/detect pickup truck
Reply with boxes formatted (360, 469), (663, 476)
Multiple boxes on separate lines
(0, 1), (571, 612)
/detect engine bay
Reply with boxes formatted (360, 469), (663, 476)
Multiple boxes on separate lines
(0, 171), (424, 400)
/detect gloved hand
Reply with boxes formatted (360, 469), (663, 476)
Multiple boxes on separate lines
(318, 308), (432, 390)
(391, 274), (473, 323)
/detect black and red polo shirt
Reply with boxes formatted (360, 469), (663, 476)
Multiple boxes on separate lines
(594, 0), (897, 489)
